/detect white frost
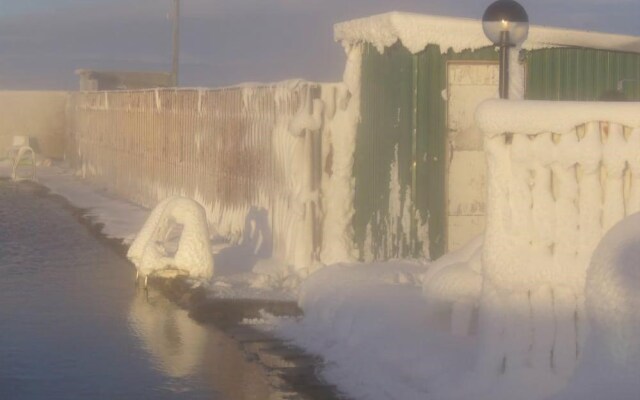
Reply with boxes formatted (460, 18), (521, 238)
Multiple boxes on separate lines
(128, 196), (214, 281)
(319, 44), (363, 265)
(11, 146), (37, 182)
(476, 100), (640, 138)
(422, 235), (483, 336)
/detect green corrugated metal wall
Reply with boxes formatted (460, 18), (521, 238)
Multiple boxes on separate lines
(355, 44), (640, 262)
(354, 43), (498, 261)
(354, 43), (416, 260)
(526, 48), (640, 101)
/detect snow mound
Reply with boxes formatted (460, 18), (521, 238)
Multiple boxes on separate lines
(422, 235), (483, 293)
(128, 196), (214, 281)
(422, 235), (483, 336)
(273, 261), (476, 400)
(553, 213), (640, 399)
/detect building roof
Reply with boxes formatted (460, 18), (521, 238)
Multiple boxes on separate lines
(334, 12), (640, 55)
(75, 69), (172, 89)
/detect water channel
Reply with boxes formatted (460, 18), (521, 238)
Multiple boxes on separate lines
(0, 180), (272, 400)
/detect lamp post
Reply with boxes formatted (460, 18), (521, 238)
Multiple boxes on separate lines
(482, 0), (529, 99)
(171, 0), (180, 87)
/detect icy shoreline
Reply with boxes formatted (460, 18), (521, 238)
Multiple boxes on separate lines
(0, 161), (294, 301)
(1, 163), (342, 399)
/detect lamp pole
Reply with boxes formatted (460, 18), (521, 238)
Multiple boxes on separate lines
(482, 0), (529, 99)
(171, 0), (180, 87)
(499, 30), (510, 99)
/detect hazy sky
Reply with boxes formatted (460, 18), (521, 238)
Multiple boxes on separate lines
(0, 0), (638, 90)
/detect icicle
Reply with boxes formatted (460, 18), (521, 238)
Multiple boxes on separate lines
(155, 89), (162, 111)
(508, 45), (525, 100)
(553, 287), (579, 378)
(530, 286), (555, 371)
(577, 122), (603, 259)
(602, 123), (627, 231)
(531, 132), (555, 251)
(626, 128), (640, 214)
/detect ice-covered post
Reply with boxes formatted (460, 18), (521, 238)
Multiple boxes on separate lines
(482, 0), (529, 99)
(288, 85), (324, 274)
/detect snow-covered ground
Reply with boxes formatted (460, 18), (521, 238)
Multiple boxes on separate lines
(261, 224), (640, 400)
(2, 161), (149, 244)
(267, 261), (478, 400)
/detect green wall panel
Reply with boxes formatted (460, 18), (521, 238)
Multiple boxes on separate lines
(354, 43), (416, 260)
(526, 48), (640, 101)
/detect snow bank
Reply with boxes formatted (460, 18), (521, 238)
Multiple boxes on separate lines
(273, 261), (480, 400)
(552, 213), (640, 400)
(272, 215), (640, 400)
(271, 259), (568, 400)
(422, 236), (483, 336)
(0, 162), (148, 243)
(335, 12), (640, 55)
(274, 211), (640, 400)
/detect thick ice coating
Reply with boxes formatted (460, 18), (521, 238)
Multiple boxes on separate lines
(128, 196), (214, 281)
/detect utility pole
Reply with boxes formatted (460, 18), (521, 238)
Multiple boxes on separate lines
(171, 0), (180, 86)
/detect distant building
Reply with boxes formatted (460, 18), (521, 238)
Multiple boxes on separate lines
(75, 69), (173, 91)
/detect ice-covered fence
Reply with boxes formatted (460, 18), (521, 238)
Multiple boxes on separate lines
(475, 100), (640, 379)
(66, 82), (324, 272)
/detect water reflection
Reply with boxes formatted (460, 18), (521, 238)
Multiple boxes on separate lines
(129, 289), (207, 379)
(128, 288), (274, 400)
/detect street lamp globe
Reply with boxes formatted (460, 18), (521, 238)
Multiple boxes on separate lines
(482, 0), (529, 99)
(482, 0), (529, 47)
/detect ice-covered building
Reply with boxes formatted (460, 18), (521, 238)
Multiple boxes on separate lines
(334, 12), (640, 261)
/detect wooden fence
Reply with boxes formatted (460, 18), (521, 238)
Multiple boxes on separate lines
(66, 83), (323, 269)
